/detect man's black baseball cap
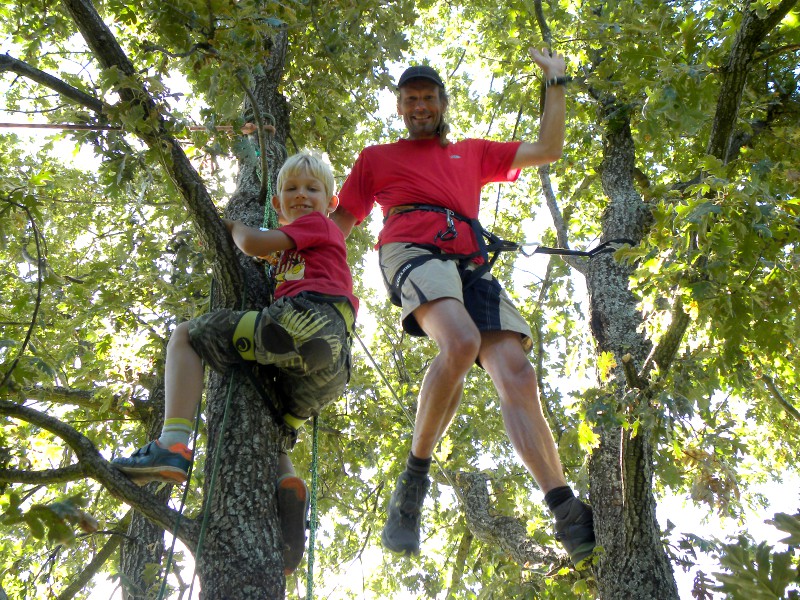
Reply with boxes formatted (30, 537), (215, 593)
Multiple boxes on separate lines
(397, 65), (445, 89)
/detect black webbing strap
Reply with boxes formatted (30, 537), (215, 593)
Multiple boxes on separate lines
(521, 237), (636, 258)
(384, 204), (635, 303)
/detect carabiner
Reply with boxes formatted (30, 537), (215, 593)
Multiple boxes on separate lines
(435, 209), (458, 241)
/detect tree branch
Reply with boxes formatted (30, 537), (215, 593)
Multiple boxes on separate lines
(756, 42), (800, 61)
(19, 385), (133, 411)
(706, 0), (799, 162)
(621, 354), (647, 390)
(0, 399), (199, 549)
(538, 166), (586, 274)
(60, 0), (244, 307)
(0, 53), (105, 113)
(446, 527), (473, 598)
(761, 373), (800, 424)
(453, 471), (563, 566)
(639, 298), (692, 379)
(727, 91), (799, 163)
(0, 464), (86, 485)
(532, 0), (552, 48)
(55, 512), (132, 600)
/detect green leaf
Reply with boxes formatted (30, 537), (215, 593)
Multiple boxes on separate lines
(686, 201), (722, 223)
(769, 512), (800, 545)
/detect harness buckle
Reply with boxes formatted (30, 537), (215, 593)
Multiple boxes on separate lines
(434, 209), (458, 242)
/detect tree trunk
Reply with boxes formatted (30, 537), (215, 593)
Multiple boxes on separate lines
(193, 30), (292, 599)
(587, 106), (680, 599)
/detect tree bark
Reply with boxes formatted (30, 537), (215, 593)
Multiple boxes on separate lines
(193, 28), (292, 600)
(587, 104), (679, 599)
(54, 1), (294, 596)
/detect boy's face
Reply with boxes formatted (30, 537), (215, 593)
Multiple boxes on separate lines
(271, 171), (338, 224)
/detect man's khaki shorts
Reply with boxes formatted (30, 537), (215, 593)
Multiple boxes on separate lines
(378, 242), (532, 352)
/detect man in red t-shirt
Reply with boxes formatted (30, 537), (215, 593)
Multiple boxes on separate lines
(334, 48), (595, 566)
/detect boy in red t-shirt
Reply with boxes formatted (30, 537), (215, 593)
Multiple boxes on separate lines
(112, 152), (358, 575)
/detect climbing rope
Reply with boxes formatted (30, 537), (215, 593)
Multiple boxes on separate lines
(156, 397), (204, 600)
(306, 416), (320, 600)
(157, 272), (245, 600)
(353, 331), (467, 506)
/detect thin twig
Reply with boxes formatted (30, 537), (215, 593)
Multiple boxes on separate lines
(235, 70), (270, 206)
(0, 202), (45, 390)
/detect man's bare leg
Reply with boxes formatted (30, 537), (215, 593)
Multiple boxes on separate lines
(411, 298), (480, 458)
(479, 330), (596, 565)
(478, 330), (566, 492)
(382, 298), (479, 555)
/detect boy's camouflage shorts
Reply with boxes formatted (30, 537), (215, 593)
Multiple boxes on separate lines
(187, 293), (353, 443)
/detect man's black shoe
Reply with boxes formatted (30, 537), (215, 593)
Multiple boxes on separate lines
(554, 497), (596, 566)
(381, 471), (430, 556)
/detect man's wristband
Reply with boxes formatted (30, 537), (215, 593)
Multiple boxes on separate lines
(545, 76), (570, 88)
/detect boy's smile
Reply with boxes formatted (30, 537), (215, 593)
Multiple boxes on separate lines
(272, 172), (337, 223)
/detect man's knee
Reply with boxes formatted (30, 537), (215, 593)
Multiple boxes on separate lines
(433, 323), (481, 370)
(482, 342), (539, 392)
(415, 298), (481, 362)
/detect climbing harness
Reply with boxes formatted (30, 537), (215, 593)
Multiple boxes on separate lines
(384, 203), (635, 306)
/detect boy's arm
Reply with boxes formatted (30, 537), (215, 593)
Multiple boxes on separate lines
(224, 219), (295, 256)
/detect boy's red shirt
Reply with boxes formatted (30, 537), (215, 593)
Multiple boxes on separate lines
(274, 211), (359, 314)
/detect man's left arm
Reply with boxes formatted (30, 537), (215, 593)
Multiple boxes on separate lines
(511, 47), (567, 170)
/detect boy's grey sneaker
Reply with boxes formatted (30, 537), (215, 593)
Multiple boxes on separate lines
(381, 471), (430, 556)
(111, 440), (192, 485)
(554, 497), (596, 565)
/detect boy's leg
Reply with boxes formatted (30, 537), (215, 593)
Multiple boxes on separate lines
(261, 299), (352, 574)
(112, 322), (199, 484)
(113, 311), (254, 485)
(277, 451), (309, 575)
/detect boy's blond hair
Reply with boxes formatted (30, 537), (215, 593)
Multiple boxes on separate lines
(276, 152), (336, 199)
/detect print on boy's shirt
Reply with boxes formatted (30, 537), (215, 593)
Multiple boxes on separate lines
(275, 250), (305, 283)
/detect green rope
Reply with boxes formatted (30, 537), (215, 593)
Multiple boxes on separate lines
(306, 416), (320, 600)
(161, 274), (244, 599)
(261, 157), (279, 231)
(156, 398), (204, 600)
(190, 368), (237, 584)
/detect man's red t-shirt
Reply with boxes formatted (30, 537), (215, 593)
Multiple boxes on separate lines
(274, 211), (359, 313)
(338, 137), (522, 256)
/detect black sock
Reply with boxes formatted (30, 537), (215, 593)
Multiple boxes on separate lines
(544, 486), (576, 519)
(406, 452), (432, 479)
